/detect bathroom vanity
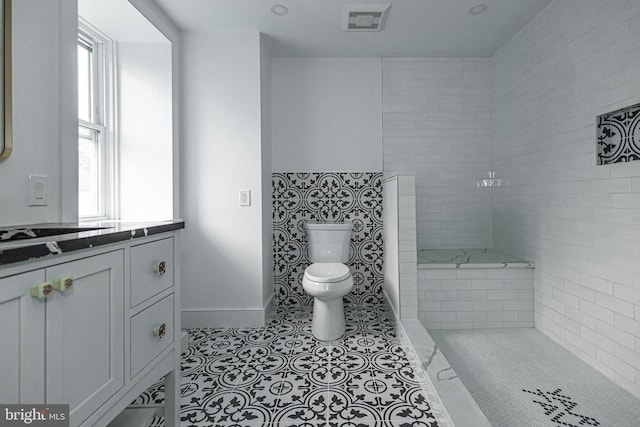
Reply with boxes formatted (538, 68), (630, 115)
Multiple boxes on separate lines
(0, 220), (184, 427)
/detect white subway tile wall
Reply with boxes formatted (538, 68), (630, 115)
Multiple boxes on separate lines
(491, 1), (640, 398)
(418, 267), (534, 330)
(398, 176), (418, 318)
(382, 58), (492, 249)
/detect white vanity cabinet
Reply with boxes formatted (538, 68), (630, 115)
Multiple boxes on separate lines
(0, 227), (182, 427)
(0, 250), (124, 423)
(130, 237), (174, 308)
(0, 270), (46, 404)
(46, 250), (125, 425)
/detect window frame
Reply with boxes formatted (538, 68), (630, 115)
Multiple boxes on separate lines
(77, 19), (118, 220)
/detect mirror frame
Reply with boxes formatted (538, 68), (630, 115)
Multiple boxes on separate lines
(0, 0), (11, 161)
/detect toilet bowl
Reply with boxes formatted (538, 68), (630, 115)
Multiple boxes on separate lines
(302, 263), (353, 341)
(303, 222), (354, 341)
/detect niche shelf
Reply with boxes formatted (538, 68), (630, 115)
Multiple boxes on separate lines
(597, 102), (640, 165)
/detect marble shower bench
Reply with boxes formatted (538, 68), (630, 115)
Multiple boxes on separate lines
(417, 248), (534, 330)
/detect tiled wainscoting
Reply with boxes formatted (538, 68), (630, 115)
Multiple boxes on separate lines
(272, 172), (383, 306)
(417, 250), (534, 329)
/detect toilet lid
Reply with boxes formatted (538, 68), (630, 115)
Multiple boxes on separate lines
(304, 263), (351, 283)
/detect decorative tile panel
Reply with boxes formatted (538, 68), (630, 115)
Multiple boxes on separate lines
(273, 172), (384, 307)
(597, 102), (640, 165)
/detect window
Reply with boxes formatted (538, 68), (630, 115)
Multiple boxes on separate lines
(77, 22), (115, 219)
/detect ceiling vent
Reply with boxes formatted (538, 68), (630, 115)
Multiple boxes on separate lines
(343, 3), (391, 32)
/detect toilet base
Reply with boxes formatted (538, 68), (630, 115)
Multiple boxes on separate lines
(312, 297), (346, 341)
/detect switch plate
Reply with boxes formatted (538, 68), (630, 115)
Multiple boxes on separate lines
(28, 174), (48, 206)
(239, 190), (251, 206)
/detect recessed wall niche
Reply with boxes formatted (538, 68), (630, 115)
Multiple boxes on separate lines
(597, 102), (640, 165)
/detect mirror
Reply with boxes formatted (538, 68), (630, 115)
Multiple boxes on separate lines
(0, 0), (11, 161)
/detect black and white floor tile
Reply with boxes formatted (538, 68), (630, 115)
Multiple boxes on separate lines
(133, 304), (451, 426)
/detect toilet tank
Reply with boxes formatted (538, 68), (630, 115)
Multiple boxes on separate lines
(305, 222), (353, 263)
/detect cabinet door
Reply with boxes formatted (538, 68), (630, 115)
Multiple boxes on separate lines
(0, 270), (46, 403)
(45, 251), (124, 426)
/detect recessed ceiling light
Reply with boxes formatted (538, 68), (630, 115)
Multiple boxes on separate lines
(271, 4), (289, 16)
(468, 4), (488, 15)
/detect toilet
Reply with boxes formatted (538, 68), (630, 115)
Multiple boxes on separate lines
(302, 222), (354, 341)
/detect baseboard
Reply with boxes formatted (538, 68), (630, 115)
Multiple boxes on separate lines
(182, 293), (275, 328)
(180, 330), (189, 354)
(263, 292), (275, 325)
(383, 289), (401, 320)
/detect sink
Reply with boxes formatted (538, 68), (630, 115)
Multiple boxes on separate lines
(0, 227), (109, 242)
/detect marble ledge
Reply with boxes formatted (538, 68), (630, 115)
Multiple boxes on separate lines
(419, 262), (535, 269)
(0, 220), (185, 267)
(417, 248), (534, 269)
(399, 318), (492, 427)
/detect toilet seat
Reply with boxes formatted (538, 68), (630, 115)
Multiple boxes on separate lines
(304, 263), (351, 283)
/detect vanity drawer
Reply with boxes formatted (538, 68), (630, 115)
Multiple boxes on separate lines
(130, 294), (174, 378)
(130, 238), (174, 307)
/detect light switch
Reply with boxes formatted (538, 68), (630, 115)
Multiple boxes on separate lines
(239, 190), (251, 206)
(28, 174), (48, 206)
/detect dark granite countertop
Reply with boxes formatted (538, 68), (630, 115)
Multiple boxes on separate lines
(0, 220), (185, 267)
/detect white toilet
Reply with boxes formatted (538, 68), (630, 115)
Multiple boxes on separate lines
(302, 222), (354, 341)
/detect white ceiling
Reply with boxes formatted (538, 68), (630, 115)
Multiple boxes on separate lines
(79, 0), (169, 43)
(153, 0), (551, 57)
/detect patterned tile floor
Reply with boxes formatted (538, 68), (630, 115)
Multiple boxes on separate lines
(134, 304), (452, 426)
